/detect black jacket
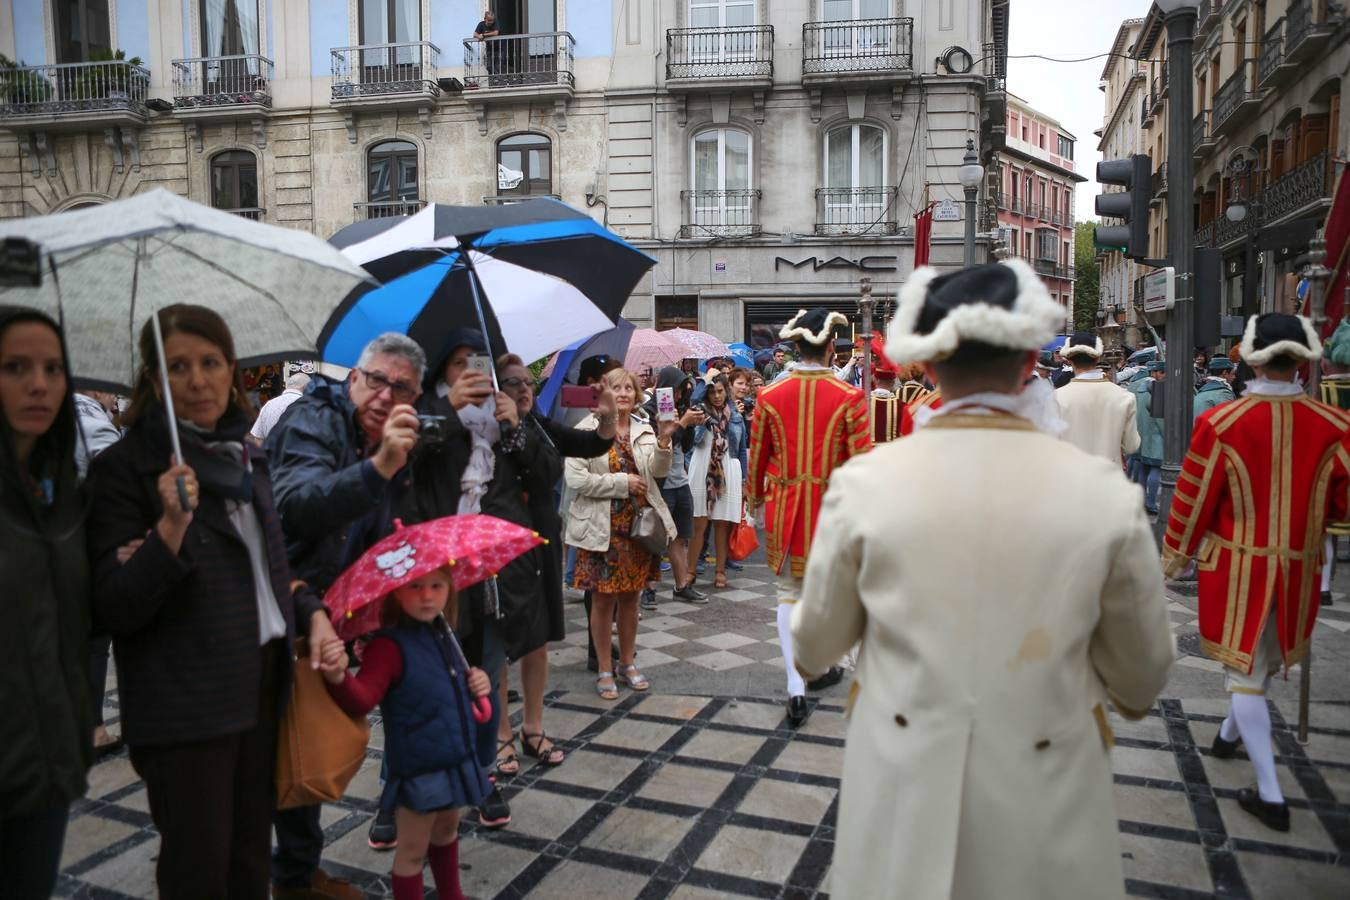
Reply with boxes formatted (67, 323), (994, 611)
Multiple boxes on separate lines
(87, 419), (321, 747)
(401, 396), (611, 660)
(264, 377), (409, 592)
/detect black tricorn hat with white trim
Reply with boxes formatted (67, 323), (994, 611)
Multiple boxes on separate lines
(884, 259), (1065, 365)
(1061, 330), (1104, 360)
(1238, 313), (1322, 366)
(780, 307), (849, 346)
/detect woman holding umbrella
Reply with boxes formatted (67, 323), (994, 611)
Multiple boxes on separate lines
(86, 305), (342, 900)
(0, 307), (92, 899)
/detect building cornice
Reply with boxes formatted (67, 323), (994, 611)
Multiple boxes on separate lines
(1102, 18), (1146, 81)
(1097, 71), (1146, 153)
(1002, 143), (1088, 183)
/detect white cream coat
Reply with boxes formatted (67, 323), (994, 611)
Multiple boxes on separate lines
(1056, 377), (1141, 462)
(793, 415), (1173, 900)
(563, 414), (674, 553)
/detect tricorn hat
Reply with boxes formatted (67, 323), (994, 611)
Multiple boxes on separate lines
(1238, 313), (1322, 366)
(1061, 330), (1104, 360)
(884, 259), (1065, 365)
(780, 307), (849, 347)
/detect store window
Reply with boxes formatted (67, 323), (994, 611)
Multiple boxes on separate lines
(54, 0), (112, 63)
(367, 140), (419, 203)
(496, 133), (553, 197)
(210, 150), (259, 213)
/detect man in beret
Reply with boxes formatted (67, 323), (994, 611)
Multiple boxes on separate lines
(793, 260), (1173, 898)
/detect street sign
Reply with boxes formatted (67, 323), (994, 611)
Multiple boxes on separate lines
(932, 198), (961, 222)
(1142, 266), (1175, 313)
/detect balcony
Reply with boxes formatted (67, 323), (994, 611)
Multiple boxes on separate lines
(463, 33), (574, 97)
(171, 55), (272, 115)
(1141, 95), (1154, 129)
(1214, 209), (1257, 247)
(0, 59), (150, 130)
(1197, 0), (1220, 36)
(1264, 150), (1331, 223)
(331, 42), (439, 106)
(814, 187), (900, 236)
(1192, 110), (1216, 159)
(679, 189), (761, 239)
(801, 17), (913, 90)
(1211, 59), (1263, 137)
(1049, 210), (1063, 226)
(482, 193), (561, 205)
(1150, 163), (1168, 206)
(666, 26), (773, 89)
(354, 199), (427, 220)
(1285, 0), (1340, 65)
(1257, 19), (1297, 89)
(1010, 197), (1024, 214)
(1195, 220), (1216, 248)
(222, 207), (265, 221)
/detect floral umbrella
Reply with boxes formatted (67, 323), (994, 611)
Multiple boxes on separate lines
(662, 327), (729, 360)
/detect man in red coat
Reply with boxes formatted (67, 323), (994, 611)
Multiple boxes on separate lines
(748, 308), (872, 725)
(1164, 313), (1350, 832)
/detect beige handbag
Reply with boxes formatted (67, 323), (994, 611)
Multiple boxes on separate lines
(276, 641), (371, 809)
(631, 501), (669, 555)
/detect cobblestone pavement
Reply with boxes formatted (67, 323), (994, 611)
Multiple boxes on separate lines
(59, 550), (1350, 898)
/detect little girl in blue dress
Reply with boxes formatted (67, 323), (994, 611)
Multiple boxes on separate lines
(318, 567), (490, 900)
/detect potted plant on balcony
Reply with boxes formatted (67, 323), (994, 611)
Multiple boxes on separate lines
(0, 54), (53, 110)
(77, 49), (146, 103)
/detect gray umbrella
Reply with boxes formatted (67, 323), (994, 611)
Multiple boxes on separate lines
(0, 189), (374, 390)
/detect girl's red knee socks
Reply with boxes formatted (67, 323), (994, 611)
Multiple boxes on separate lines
(428, 839), (465, 900)
(391, 871), (424, 900)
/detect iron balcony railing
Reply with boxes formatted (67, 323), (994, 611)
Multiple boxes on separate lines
(1010, 197), (1023, 214)
(1151, 163), (1168, 198)
(331, 42), (439, 101)
(679, 189), (761, 238)
(802, 17), (913, 76)
(1258, 18), (1285, 86)
(1212, 58), (1257, 134)
(1195, 220), (1217, 248)
(1192, 110), (1212, 150)
(1050, 210), (1063, 226)
(463, 32), (575, 91)
(172, 55), (273, 109)
(482, 193), (561, 205)
(1264, 150), (1330, 221)
(354, 199), (427, 220)
(814, 187), (899, 236)
(223, 207), (265, 220)
(1285, 0), (1335, 56)
(1197, 0), (1218, 33)
(1141, 95), (1152, 126)
(666, 26), (773, 80)
(0, 59), (150, 117)
(1215, 210), (1257, 246)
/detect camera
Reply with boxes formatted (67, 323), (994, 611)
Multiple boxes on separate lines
(417, 414), (450, 445)
(0, 238), (41, 287)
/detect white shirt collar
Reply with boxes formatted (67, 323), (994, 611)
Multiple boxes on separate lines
(1243, 377), (1304, 397)
(916, 378), (1067, 437)
(1073, 371), (1106, 381)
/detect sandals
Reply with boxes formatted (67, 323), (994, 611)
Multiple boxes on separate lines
(495, 738), (520, 777)
(595, 671), (619, 701)
(617, 663), (650, 692)
(520, 729), (566, 766)
(714, 572), (729, 588)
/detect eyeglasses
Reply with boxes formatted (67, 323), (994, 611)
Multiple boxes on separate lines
(500, 376), (535, 391)
(358, 368), (419, 403)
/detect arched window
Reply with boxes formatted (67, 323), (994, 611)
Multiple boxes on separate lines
(211, 150), (260, 217)
(822, 122), (886, 231)
(367, 140), (419, 207)
(689, 128), (754, 235)
(496, 133), (553, 198)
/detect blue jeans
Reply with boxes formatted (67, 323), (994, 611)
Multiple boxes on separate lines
(471, 618), (507, 773)
(564, 545), (578, 586)
(1140, 463), (1162, 511)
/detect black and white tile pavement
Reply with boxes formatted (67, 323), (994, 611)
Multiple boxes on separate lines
(57, 551), (1350, 898)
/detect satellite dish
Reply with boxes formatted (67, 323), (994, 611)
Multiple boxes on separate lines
(940, 46), (974, 75)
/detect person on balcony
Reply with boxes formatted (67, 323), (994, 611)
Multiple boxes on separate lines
(473, 10), (508, 86)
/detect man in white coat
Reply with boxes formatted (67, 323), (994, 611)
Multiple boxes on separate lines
(1055, 330), (1141, 464)
(791, 260), (1174, 900)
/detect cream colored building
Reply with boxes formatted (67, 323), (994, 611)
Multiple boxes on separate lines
(0, 0), (1010, 346)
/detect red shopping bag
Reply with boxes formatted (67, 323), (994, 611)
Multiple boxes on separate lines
(729, 513), (759, 561)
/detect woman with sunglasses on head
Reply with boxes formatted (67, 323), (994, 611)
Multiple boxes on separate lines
(86, 305), (342, 900)
(0, 307), (92, 900)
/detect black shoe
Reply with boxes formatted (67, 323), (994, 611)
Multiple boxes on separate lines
(673, 582), (710, 604)
(506, 689), (521, 704)
(807, 666), (845, 692)
(367, 807), (398, 850)
(787, 695), (808, 727)
(1236, 787), (1290, 832)
(478, 784), (512, 829)
(1321, 591), (1334, 607)
(1211, 731), (1242, 759)
(640, 587), (658, 610)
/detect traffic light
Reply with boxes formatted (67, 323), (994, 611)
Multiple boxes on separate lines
(1093, 154), (1151, 261)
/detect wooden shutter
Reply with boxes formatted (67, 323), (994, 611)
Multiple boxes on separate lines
(1301, 114), (1329, 163)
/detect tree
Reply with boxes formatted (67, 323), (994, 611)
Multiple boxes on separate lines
(1073, 221), (1100, 333)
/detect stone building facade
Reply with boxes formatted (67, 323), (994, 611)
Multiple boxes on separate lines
(0, 0), (1009, 347)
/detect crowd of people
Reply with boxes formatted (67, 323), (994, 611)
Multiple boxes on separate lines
(5, 249), (1350, 899)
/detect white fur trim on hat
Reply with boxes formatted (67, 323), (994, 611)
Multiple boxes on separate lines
(1061, 336), (1104, 359)
(780, 308), (850, 345)
(1238, 314), (1323, 366)
(883, 258), (1066, 365)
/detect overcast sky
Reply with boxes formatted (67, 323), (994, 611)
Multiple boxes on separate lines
(1005, 0), (1155, 224)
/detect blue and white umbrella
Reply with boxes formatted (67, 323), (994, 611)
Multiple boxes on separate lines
(323, 199), (656, 373)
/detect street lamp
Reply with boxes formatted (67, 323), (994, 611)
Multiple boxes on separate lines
(1223, 145), (1263, 320)
(1153, 0), (1201, 543)
(958, 138), (984, 266)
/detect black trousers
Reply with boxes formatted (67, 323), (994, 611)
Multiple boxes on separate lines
(0, 804), (68, 900)
(130, 640), (283, 900)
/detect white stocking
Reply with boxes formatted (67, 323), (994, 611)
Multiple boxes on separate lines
(1322, 537), (1335, 593)
(777, 604), (806, 698)
(1230, 691), (1283, 804)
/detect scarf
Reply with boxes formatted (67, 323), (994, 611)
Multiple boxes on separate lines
(705, 403), (729, 512)
(168, 405), (254, 501)
(440, 383), (499, 515)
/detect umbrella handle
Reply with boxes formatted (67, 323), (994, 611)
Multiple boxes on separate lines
(470, 695), (493, 724)
(175, 476), (190, 512)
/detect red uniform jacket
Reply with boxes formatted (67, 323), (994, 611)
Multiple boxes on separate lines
(870, 393), (903, 443)
(1163, 393), (1350, 674)
(898, 386), (941, 437)
(748, 369), (871, 577)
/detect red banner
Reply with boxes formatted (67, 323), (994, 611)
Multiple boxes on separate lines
(1323, 163), (1349, 335)
(913, 201), (937, 268)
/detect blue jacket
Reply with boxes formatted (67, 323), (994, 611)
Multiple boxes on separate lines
(1193, 379), (1235, 418)
(379, 621), (479, 779)
(264, 377), (408, 591)
(1130, 378), (1165, 464)
(694, 406), (748, 472)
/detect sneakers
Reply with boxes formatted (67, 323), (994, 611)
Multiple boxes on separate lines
(366, 807), (397, 850)
(478, 784), (512, 828)
(726, 560), (744, 571)
(640, 587), (659, 610)
(673, 583), (710, 604)
(660, 559), (672, 572)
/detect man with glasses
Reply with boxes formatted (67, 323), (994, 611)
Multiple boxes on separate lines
(264, 333), (426, 899)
